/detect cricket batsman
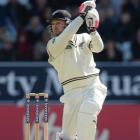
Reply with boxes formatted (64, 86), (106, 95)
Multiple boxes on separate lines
(46, 0), (107, 139)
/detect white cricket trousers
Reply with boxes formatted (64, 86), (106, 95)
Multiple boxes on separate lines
(57, 76), (107, 140)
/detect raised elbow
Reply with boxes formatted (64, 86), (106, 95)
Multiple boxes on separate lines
(90, 31), (104, 53)
(90, 40), (104, 53)
(95, 42), (104, 53)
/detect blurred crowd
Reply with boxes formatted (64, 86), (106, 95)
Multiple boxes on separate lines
(0, 0), (140, 62)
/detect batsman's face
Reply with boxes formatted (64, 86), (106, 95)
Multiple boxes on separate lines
(51, 20), (67, 36)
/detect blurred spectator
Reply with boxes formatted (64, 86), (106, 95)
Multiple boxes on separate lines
(33, 26), (51, 61)
(98, 7), (116, 42)
(115, 11), (134, 42)
(42, 26), (52, 43)
(105, 40), (123, 61)
(121, 0), (140, 31)
(97, 0), (113, 14)
(30, 26), (51, 61)
(42, 7), (53, 25)
(67, 6), (79, 18)
(48, 0), (67, 9)
(0, 4), (17, 43)
(94, 39), (123, 62)
(26, 15), (44, 45)
(0, 23), (16, 49)
(5, 19), (17, 43)
(96, 0), (118, 42)
(29, 0), (47, 23)
(18, 0), (30, 7)
(16, 30), (33, 61)
(5, 0), (30, 28)
(0, 0), (8, 6)
(115, 8), (134, 61)
(131, 29), (140, 61)
(112, 0), (122, 17)
(0, 0), (139, 62)
(0, 5), (7, 25)
(0, 39), (21, 61)
(117, 41), (132, 62)
(131, 0), (140, 30)
(0, 25), (6, 49)
(33, 39), (48, 61)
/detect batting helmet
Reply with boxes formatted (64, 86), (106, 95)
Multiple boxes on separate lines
(47, 10), (72, 24)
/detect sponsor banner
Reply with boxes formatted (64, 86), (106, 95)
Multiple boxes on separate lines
(0, 62), (140, 102)
(0, 104), (139, 140)
(97, 104), (140, 140)
(0, 62), (63, 102)
(99, 63), (140, 101)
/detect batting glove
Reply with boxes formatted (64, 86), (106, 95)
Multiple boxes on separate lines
(85, 8), (99, 32)
(79, 0), (96, 19)
(79, 0), (96, 14)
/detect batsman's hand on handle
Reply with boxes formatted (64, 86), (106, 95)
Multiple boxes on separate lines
(79, 0), (96, 19)
(85, 8), (99, 33)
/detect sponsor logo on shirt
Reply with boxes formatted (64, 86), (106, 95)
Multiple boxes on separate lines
(66, 41), (76, 49)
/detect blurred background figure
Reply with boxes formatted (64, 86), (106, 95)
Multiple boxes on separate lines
(5, 0), (30, 28)
(26, 15), (44, 45)
(16, 30), (33, 61)
(0, 0), (139, 62)
(29, 0), (48, 24)
(95, 39), (123, 62)
(131, 28), (140, 61)
(0, 37), (21, 61)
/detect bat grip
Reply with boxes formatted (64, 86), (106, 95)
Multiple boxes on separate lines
(84, 6), (92, 13)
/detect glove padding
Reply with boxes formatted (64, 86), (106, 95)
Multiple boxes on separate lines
(79, 0), (96, 14)
(85, 8), (99, 32)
